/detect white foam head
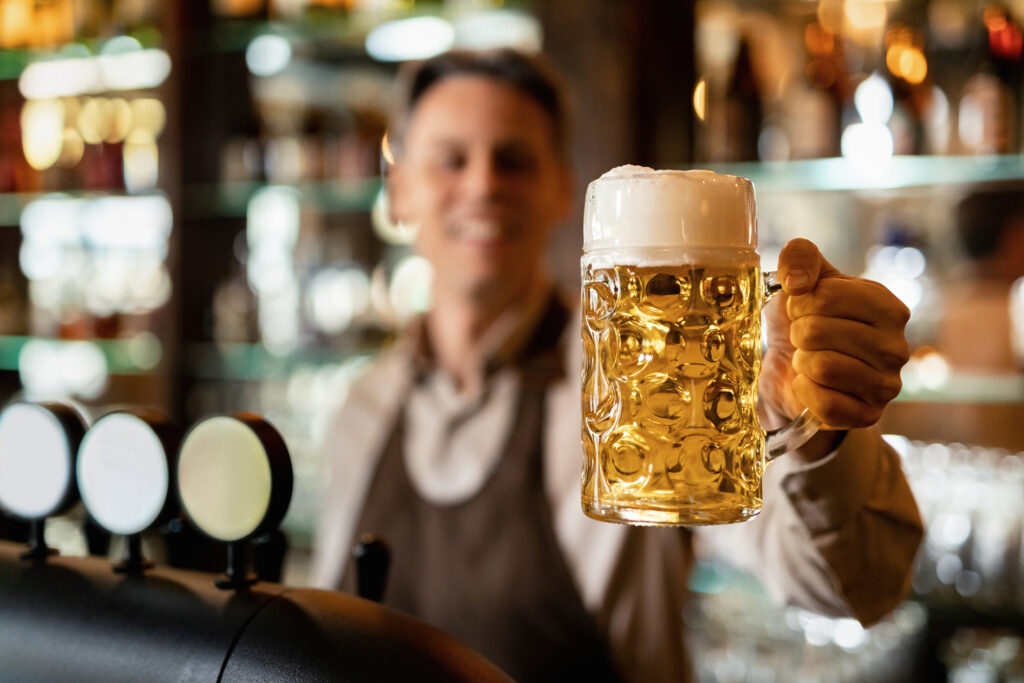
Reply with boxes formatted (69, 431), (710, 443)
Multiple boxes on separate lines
(583, 166), (757, 252)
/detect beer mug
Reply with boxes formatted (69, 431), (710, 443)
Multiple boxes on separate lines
(580, 166), (821, 526)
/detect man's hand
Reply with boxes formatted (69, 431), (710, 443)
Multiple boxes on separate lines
(761, 238), (910, 443)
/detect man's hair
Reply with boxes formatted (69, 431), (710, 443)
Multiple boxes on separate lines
(388, 48), (571, 159)
(956, 182), (1024, 259)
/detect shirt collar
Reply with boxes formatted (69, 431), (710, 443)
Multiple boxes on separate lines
(405, 284), (560, 385)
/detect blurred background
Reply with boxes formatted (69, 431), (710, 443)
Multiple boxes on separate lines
(1, 1), (1023, 680)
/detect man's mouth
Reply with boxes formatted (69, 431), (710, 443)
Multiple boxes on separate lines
(450, 218), (510, 242)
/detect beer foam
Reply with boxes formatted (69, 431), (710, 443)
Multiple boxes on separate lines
(584, 166), (757, 252)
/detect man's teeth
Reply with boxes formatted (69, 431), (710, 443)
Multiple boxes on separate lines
(458, 220), (503, 240)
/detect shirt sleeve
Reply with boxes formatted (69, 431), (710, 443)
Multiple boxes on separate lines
(695, 426), (924, 626)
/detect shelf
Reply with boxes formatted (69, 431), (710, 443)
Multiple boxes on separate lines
(185, 341), (379, 381)
(897, 373), (1024, 404)
(0, 335), (162, 375)
(700, 155), (1024, 194)
(185, 178), (382, 218)
(0, 180), (380, 226)
(0, 192), (41, 227)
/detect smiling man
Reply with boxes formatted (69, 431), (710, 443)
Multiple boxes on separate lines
(312, 49), (922, 683)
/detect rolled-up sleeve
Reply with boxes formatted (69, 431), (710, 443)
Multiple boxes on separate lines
(697, 427), (924, 626)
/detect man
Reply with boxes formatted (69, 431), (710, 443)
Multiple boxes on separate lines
(312, 49), (922, 682)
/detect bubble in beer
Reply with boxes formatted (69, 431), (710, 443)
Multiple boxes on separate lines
(606, 430), (650, 486)
(738, 326), (760, 371)
(701, 442), (726, 476)
(642, 373), (691, 421)
(636, 271), (691, 321)
(663, 324), (687, 365)
(621, 383), (645, 420)
(583, 267), (617, 326)
(674, 435), (721, 486)
(704, 376), (739, 431)
(597, 330), (617, 376)
(666, 442), (683, 474)
(736, 432), (764, 488)
(609, 316), (661, 378)
(582, 437), (596, 483)
(676, 314), (718, 379)
(701, 326), (726, 363)
(581, 331), (596, 380)
(584, 370), (619, 434)
(701, 273), (738, 307)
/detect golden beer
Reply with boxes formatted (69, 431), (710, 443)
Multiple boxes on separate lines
(581, 256), (766, 526)
(581, 166), (818, 526)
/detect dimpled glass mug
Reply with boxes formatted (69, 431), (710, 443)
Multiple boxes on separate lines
(580, 166), (821, 526)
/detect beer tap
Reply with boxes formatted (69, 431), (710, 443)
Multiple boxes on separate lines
(0, 402), (86, 562)
(76, 408), (180, 575)
(175, 413), (293, 590)
(353, 533), (391, 602)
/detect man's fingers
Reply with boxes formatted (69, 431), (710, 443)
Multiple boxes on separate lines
(792, 349), (904, 405)
(787, 278), (911, 328)
(777, 238), (843, 296)
(790, 315), (911, 373)
(791, 374), (886, 429)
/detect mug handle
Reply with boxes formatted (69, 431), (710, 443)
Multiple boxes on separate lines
(762, 271), (823, 461)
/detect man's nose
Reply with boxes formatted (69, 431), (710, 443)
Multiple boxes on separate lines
(461, 156), (503, 199)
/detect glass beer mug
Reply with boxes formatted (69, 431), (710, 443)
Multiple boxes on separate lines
(580, 166), (821, 526)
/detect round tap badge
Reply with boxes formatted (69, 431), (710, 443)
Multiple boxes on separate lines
(0, 402), (85, 520)
(177, 414), (292, 542)
(77, 410), (177, 536)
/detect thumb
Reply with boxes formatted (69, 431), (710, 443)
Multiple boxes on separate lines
(777, 238), (842, 296)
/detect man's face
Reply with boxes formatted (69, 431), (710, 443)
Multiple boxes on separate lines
(390, 75), (572, 308)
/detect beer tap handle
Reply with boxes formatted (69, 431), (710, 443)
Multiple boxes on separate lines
(353, 534), (390, 603)
(113, 533), (154, 575)
(21, 519), (56, 562)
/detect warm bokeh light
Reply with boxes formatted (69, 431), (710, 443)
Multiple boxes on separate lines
(804, 21), (835, 55)
(693, 78), (707, 121)
(816, 0), (845, 35)
(983, 5), (1008, 31)
(107, 97), (133, 143)
(0, 0), (72, 49)
(845, 0), (887, 32)
(212, 0), (264, 16)
(887, 45), (928, 84)
(57, 127), (85, 167)
(806, 59), (837, 89)
(130, 98), (166, 138)
(381, 131), (395, 166)
(21, 99), (65, 170)
(78, 97), (113, 144)
(124, 131), (159, 193)
(988, 10), (1024, 60)
(900, 47), (928, 84)
(884, 23), (917, 48)
(0, 0), (32, 48)
(884, 24), (929, 85)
